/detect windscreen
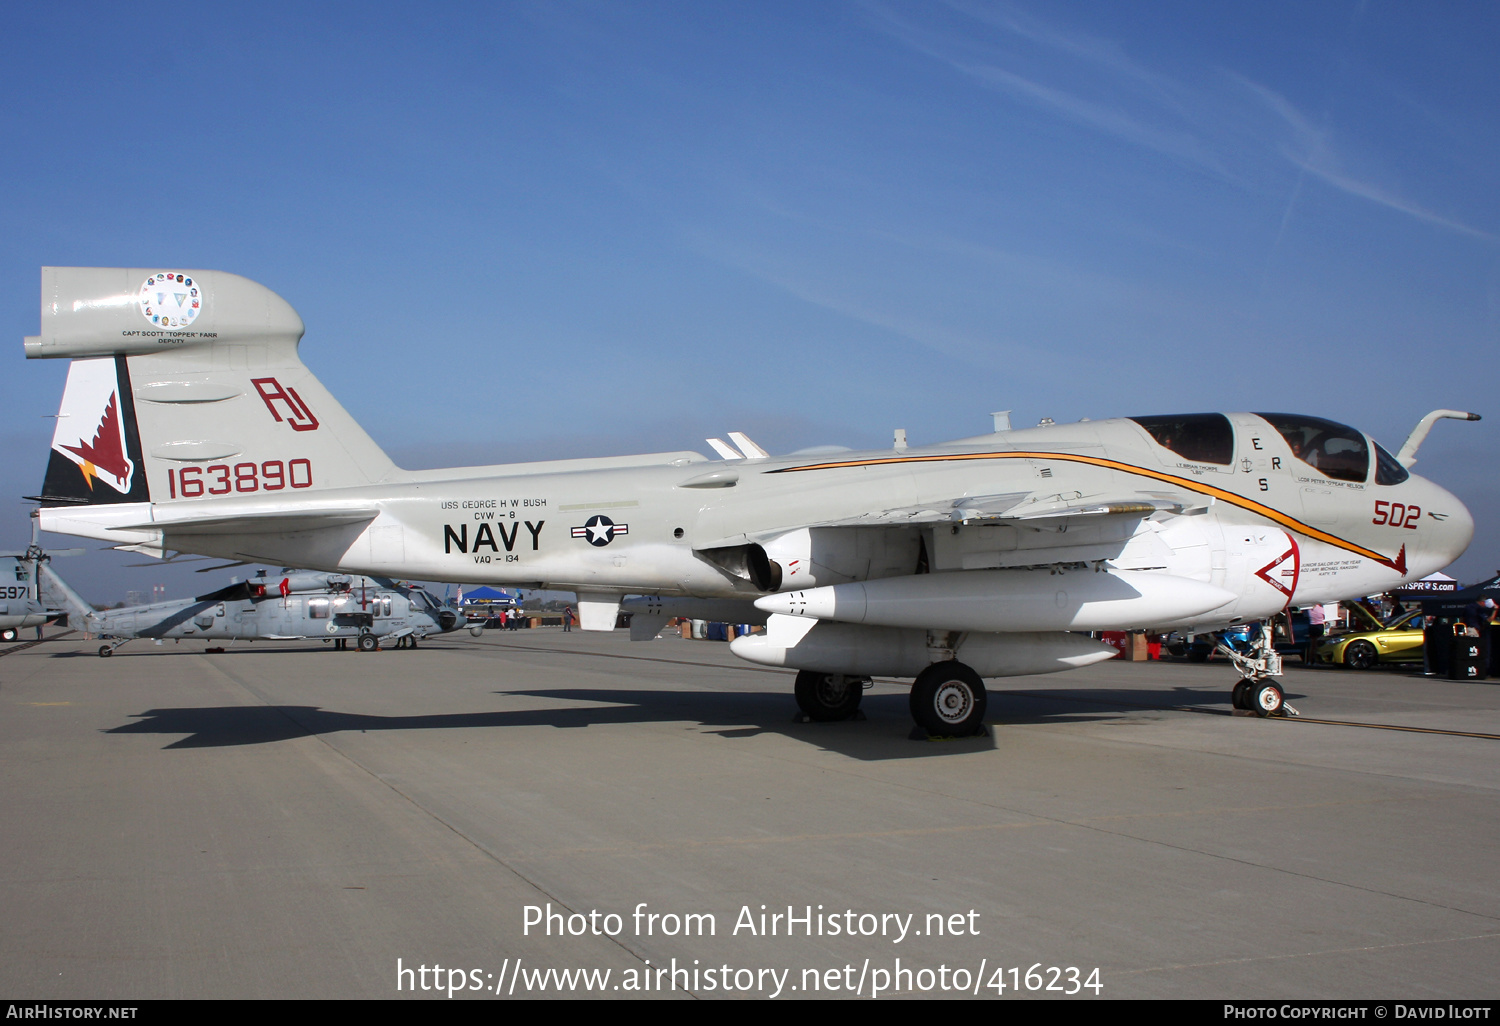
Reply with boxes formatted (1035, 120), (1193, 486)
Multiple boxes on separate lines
(1255, 413), (1369, 483)
(1128, 413), (1234, 465)
(1374, 442), (1409, 485)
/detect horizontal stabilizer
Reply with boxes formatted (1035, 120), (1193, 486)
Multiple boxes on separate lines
(26, 267), (303, 360)
(123, 508), (379, 536)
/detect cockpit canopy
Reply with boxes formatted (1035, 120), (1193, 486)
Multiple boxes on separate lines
(1128, 413), (1233, 465)
(1130, 412), (1409, 485)
(1253, 413), (1408, 485)
(1254, 413), (1368, 483)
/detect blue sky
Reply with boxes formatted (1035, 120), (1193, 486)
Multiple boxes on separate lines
(2, 1), (1496, 602)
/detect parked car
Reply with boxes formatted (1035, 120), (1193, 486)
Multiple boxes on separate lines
(1163, 623), (1258, 662)
(1313, 608), (1425, 669)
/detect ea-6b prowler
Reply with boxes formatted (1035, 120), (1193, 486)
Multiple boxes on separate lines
(25, 268), (1477, 733)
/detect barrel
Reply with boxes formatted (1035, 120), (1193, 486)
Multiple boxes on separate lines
(1448, 632), (1487, 681)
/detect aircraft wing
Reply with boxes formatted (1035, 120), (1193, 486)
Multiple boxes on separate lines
(769, 491), (1190, 531)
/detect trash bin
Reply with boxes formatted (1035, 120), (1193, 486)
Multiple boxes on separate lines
(1448, 627), (1486, 681)
(1425, 623), (1451, 676)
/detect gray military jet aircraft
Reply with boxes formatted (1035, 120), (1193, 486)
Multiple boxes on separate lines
(41, 565), (468, 657)
(23, 268), (1479, 732)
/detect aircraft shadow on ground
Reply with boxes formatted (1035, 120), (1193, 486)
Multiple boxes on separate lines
(990, 684), (1288, 723)
(102, 682), (1264, 759)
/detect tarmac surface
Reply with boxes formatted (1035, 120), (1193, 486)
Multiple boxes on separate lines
(2, 626), (1497, 1000)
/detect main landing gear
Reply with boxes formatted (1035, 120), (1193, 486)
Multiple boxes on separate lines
(793, 670), (867, 721)
(793, 661), (991, 735)
(909, 661), (988, 736)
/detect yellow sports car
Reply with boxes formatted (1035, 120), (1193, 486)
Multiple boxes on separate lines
(1313, 608), (1425, 669)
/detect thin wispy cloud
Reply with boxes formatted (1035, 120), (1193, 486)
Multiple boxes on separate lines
(867, 1), (1495, 243)
(1232, 73), (1496, 243)
(960, 62), (1231, 180)
(1293, 161), (1495, 242)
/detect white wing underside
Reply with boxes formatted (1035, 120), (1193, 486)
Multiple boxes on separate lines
(760, 491), (1196, 534)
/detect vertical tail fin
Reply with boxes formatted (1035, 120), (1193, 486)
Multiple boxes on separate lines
(39, 564), (97, 627)
(28, 268), (400, 509)
(37, 355), (151, 506)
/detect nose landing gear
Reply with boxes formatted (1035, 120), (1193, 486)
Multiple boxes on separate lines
(1221, 625), (1296, 718)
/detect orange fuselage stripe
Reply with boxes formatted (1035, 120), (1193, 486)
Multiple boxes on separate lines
(770, 450), (1397, 567)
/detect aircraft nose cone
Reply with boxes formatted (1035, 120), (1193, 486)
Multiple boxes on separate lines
(1444, 493), (1476, 564)
(1415, 476), (1475, 573)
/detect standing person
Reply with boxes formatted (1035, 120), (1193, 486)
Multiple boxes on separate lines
(563, 606), (573, 632)
(1306, 603), (1326, 662)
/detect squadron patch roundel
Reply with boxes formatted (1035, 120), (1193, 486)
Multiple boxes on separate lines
(138, 272), (202, 329)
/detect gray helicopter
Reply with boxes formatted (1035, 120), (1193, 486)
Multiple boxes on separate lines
(0, 518), (83, 641)
(41, 565), (473, 657)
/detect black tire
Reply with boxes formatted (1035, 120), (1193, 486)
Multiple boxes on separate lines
(910, 661), (988, 735)
(794, 670), (864, 721)
(1231, 680), (1250, 709)
(98, 645), (112, 658)
(1344, 640), (1377, 671)
(1252, 682), (1284, 717)
(357, 633), (378, 653)
(1, 628), (17, 642)
(408, 635), (418, 648)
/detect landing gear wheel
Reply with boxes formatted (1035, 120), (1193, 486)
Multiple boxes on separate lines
(1, 628), (17, 642)
(1252, 682), (1284, 717)
(357, 633), (378, 653)
(408, 635), (418, 648)
(910, 661), (987, 736)
(98, 645), (112, 658)
(1344, 640), (1377, 671)
(1231, 680), (1251, 710)
(794, 670), (864, 721)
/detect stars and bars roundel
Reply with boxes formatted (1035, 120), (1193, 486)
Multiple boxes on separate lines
(572, 515), (628, 546)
